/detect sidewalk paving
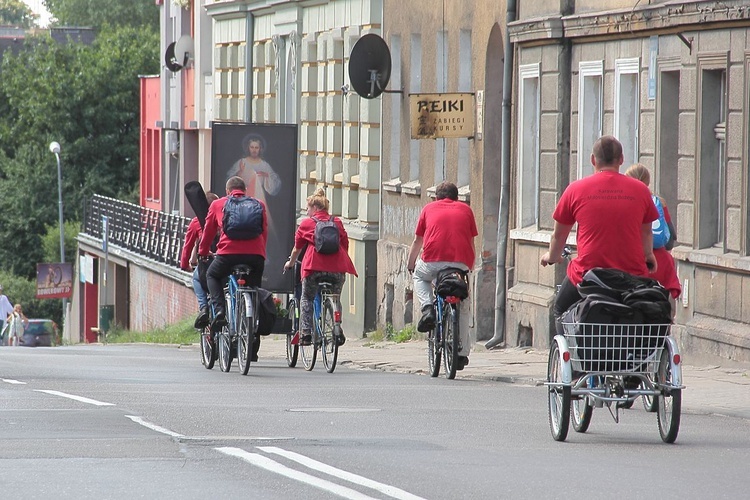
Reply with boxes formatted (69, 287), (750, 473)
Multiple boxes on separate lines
(261, 335), (750, 421)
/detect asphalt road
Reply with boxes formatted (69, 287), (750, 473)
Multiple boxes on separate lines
(1, 344), (749, 499)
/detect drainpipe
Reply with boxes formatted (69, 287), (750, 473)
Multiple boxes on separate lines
(486, 0), (516, 349)
(245, 13), (254, 121)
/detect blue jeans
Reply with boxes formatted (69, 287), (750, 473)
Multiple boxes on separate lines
(192, 268), (208, 309)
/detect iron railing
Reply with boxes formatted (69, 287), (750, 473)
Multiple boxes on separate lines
(83, 195), (189, 268)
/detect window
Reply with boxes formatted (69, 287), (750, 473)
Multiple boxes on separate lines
(457, 30), (471, 187)
(434, 31), (446, 184)
(614, 58), (640, 167)
(697, 66), (727, 249)
(409, 34), (422, 181)
(517, 63), (540, 228)
(578, 61), (603, 178)
(389, 34), (402, 181)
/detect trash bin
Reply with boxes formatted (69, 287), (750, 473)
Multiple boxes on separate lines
(99, 305), (114, 334)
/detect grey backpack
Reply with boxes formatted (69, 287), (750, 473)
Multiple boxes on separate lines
(311, 216), (340, 254)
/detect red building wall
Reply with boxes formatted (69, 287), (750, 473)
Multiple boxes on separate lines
(140, 76), (162, 210)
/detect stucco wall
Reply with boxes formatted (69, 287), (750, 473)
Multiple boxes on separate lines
(130, 265), (196, 332)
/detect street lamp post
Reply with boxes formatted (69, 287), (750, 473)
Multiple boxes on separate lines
(49, 141), (66, 315)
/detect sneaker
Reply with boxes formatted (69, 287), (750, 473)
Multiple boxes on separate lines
(211, 311), (227, 332)
(456, 356), (469, 371)
(194, 306), (209, 329)
(335, 328), (346, 346)
(300, 333), (312, 346)
(417, 305), (436, 333)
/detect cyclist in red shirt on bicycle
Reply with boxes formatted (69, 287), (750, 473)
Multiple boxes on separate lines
(197, 177), (268, 342)
(283, 188), (357, 346)
(407, 181), (477, 369)
(541, 136), (659, 334)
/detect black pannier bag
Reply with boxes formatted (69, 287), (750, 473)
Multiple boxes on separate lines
(562, 268), (672, 372)
(435, 268), (469, 300)
(255, 288), (277, 336)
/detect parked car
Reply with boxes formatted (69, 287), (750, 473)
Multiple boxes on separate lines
(18, 319), (59, 347)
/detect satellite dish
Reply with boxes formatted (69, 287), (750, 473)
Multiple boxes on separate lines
(164, 42), (183, 72)
(348, 34), (392, 99)
(175, 35), (194, 67)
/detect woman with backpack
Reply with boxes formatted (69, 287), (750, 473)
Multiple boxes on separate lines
(624, 164), (681, 303)
(283, 188), (357, 346)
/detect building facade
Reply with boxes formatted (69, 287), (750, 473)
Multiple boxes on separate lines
(378, 0), (507, 342)
(506, 0), (750, 362)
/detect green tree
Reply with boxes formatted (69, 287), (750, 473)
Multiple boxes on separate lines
(43, 0), (158, 31)
(0, 26), (158, 278)
(0, 0), (37, 28)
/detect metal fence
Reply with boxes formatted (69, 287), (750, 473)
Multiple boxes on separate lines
(83, 195), (189, 268)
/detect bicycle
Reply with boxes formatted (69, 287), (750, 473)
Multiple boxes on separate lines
(546, 249), (682, 443)
(299, 281), (343, 373)
(216, 264), (258, 375)
(283, 264), (302, 368)
(427, 269), (468, 380)
(199, 300), (218, 370)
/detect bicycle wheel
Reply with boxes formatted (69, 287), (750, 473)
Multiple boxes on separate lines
(657, 347), (681, 443)
(642, 377), (658, 412)
(321, 299), (339, 373)
(218, 327), (232, 372)
(571, 392), (593, 433)
(547, 342), (570, 442)
(427, 304), (441, 377)
(285, 297), (299, 368)
(236, 292), (254, 376)
(442, 304), (459, 380)
(200, 326), (216, 370)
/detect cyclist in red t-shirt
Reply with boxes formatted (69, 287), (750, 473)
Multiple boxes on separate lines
(284, 188), (357, 346)
(407, 181), (478, 368)
(541, 136), (659, 334)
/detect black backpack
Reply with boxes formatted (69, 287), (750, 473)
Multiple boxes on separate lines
(222, 196), (263, 240)
(311, 216), (340, 254)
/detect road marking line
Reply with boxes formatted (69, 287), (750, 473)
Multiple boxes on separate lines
(216, 447), (378, 500)
(125, 415), (184, 438)
(34, 390), (114, 406)
(1, 379), (26, 385)
(259, 446), (426, 500)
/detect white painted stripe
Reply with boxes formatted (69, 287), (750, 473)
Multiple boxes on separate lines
(34, 390), (114, 406)
(259, 446), (426, 500)
(1, 379), (26, 385)
(216, 447), (378, 500)
(124, 415), (184, 438)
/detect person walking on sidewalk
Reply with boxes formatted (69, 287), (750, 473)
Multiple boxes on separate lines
(407, 181), (477, 369)
(7, 303), (28, 346)
(283, 188), (357, 346)
(0, 285), (14, 337)
(541, 135), (659, 334)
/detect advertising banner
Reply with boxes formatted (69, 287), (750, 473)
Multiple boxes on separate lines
(36, 263), (73, 299)
(210, 122), (298, 292)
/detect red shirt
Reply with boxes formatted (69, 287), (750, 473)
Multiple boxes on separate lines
(199, 190), (268, 257)
(295, 210), (358, 279)
(180, 217), (201, 270)
(416, 198), (478, 269)
(553, 171), (659, 285)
